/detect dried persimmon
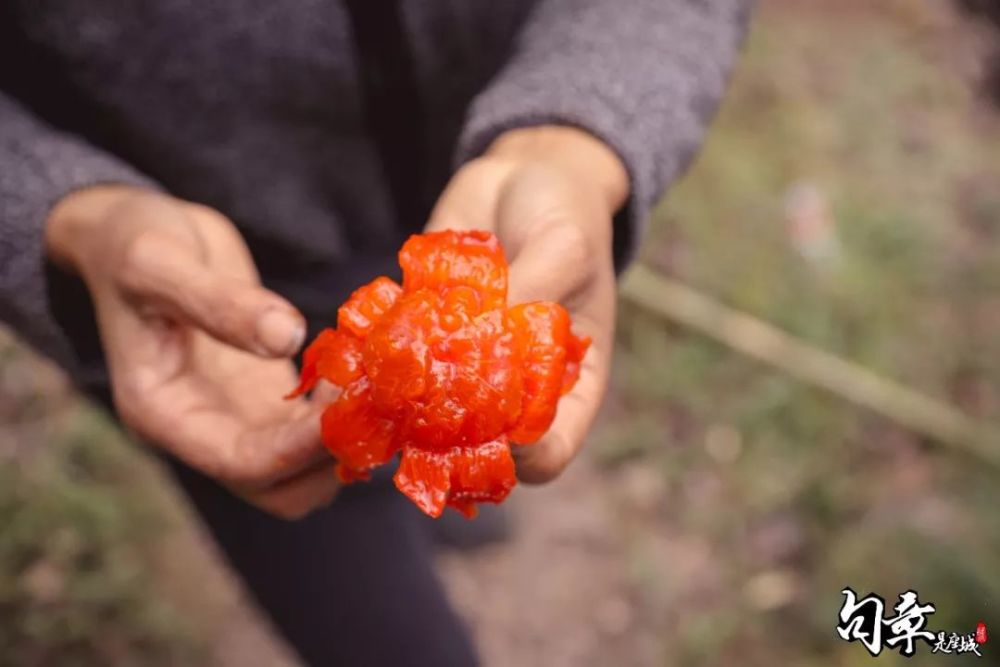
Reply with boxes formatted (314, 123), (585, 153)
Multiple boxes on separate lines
(287, 230), (589, 518)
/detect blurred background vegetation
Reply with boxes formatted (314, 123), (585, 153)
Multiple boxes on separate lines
(1, 0), (998, 665)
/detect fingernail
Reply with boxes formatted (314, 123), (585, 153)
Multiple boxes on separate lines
(257, 309), (306, 357)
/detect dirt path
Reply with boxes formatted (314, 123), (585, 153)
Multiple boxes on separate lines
(435, 456), (671, 667)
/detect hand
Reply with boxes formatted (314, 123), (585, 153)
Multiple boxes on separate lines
(427, 126), (629, 482)
(45, 186), (339, 519)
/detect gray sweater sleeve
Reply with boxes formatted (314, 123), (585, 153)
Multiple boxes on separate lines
(0, 92), (157, 369)
(456, 0), (751, 267)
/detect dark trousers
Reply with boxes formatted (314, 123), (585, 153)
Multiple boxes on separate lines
(83, 378), (478, 667)
(77, 253), (480, 666)
(164, 456), (479, 667)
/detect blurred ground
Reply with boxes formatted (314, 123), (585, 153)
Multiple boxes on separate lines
(1, 0), (999, 665)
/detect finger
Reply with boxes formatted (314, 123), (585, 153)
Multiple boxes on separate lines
(221, 401), (333, 488)
(241, 461), (341, 520)
(126, 378), (331, 489)
(119, 230), (305, 358)
(90, 275), (189, 413)
(310, 379), (343, 406)
(431, 185), (601, 307)
(513, 355), (604, 483)
(506, 220), (597, 307)
(512, 273), (616, 484)
(424, 158), (513, 234)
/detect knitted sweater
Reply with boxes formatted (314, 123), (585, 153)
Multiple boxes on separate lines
(0, 0), (749, 381)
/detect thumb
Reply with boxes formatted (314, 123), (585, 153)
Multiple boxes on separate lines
(117, 230), (305, 357)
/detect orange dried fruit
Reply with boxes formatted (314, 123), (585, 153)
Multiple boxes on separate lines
(284, 328), (363, 399)
(286, 230), (590, 517)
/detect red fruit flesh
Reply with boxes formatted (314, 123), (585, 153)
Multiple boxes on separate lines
(286, 230), (589, 517)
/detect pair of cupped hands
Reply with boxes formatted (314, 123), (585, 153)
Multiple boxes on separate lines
(45, 127), (627, 519)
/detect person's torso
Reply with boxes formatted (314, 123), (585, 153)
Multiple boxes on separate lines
(1, 0), (534, 286)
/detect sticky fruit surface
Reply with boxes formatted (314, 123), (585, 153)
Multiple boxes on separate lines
(287, 230), (589, 518)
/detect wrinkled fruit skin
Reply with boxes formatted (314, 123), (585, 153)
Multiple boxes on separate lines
(286, 230), (590, 518)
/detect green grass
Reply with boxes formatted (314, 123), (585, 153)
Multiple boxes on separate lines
(0, 346), (203, 666)
(603, 2), (1000, 664)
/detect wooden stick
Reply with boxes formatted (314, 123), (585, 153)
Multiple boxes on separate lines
(619, 264), (1000, 464)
